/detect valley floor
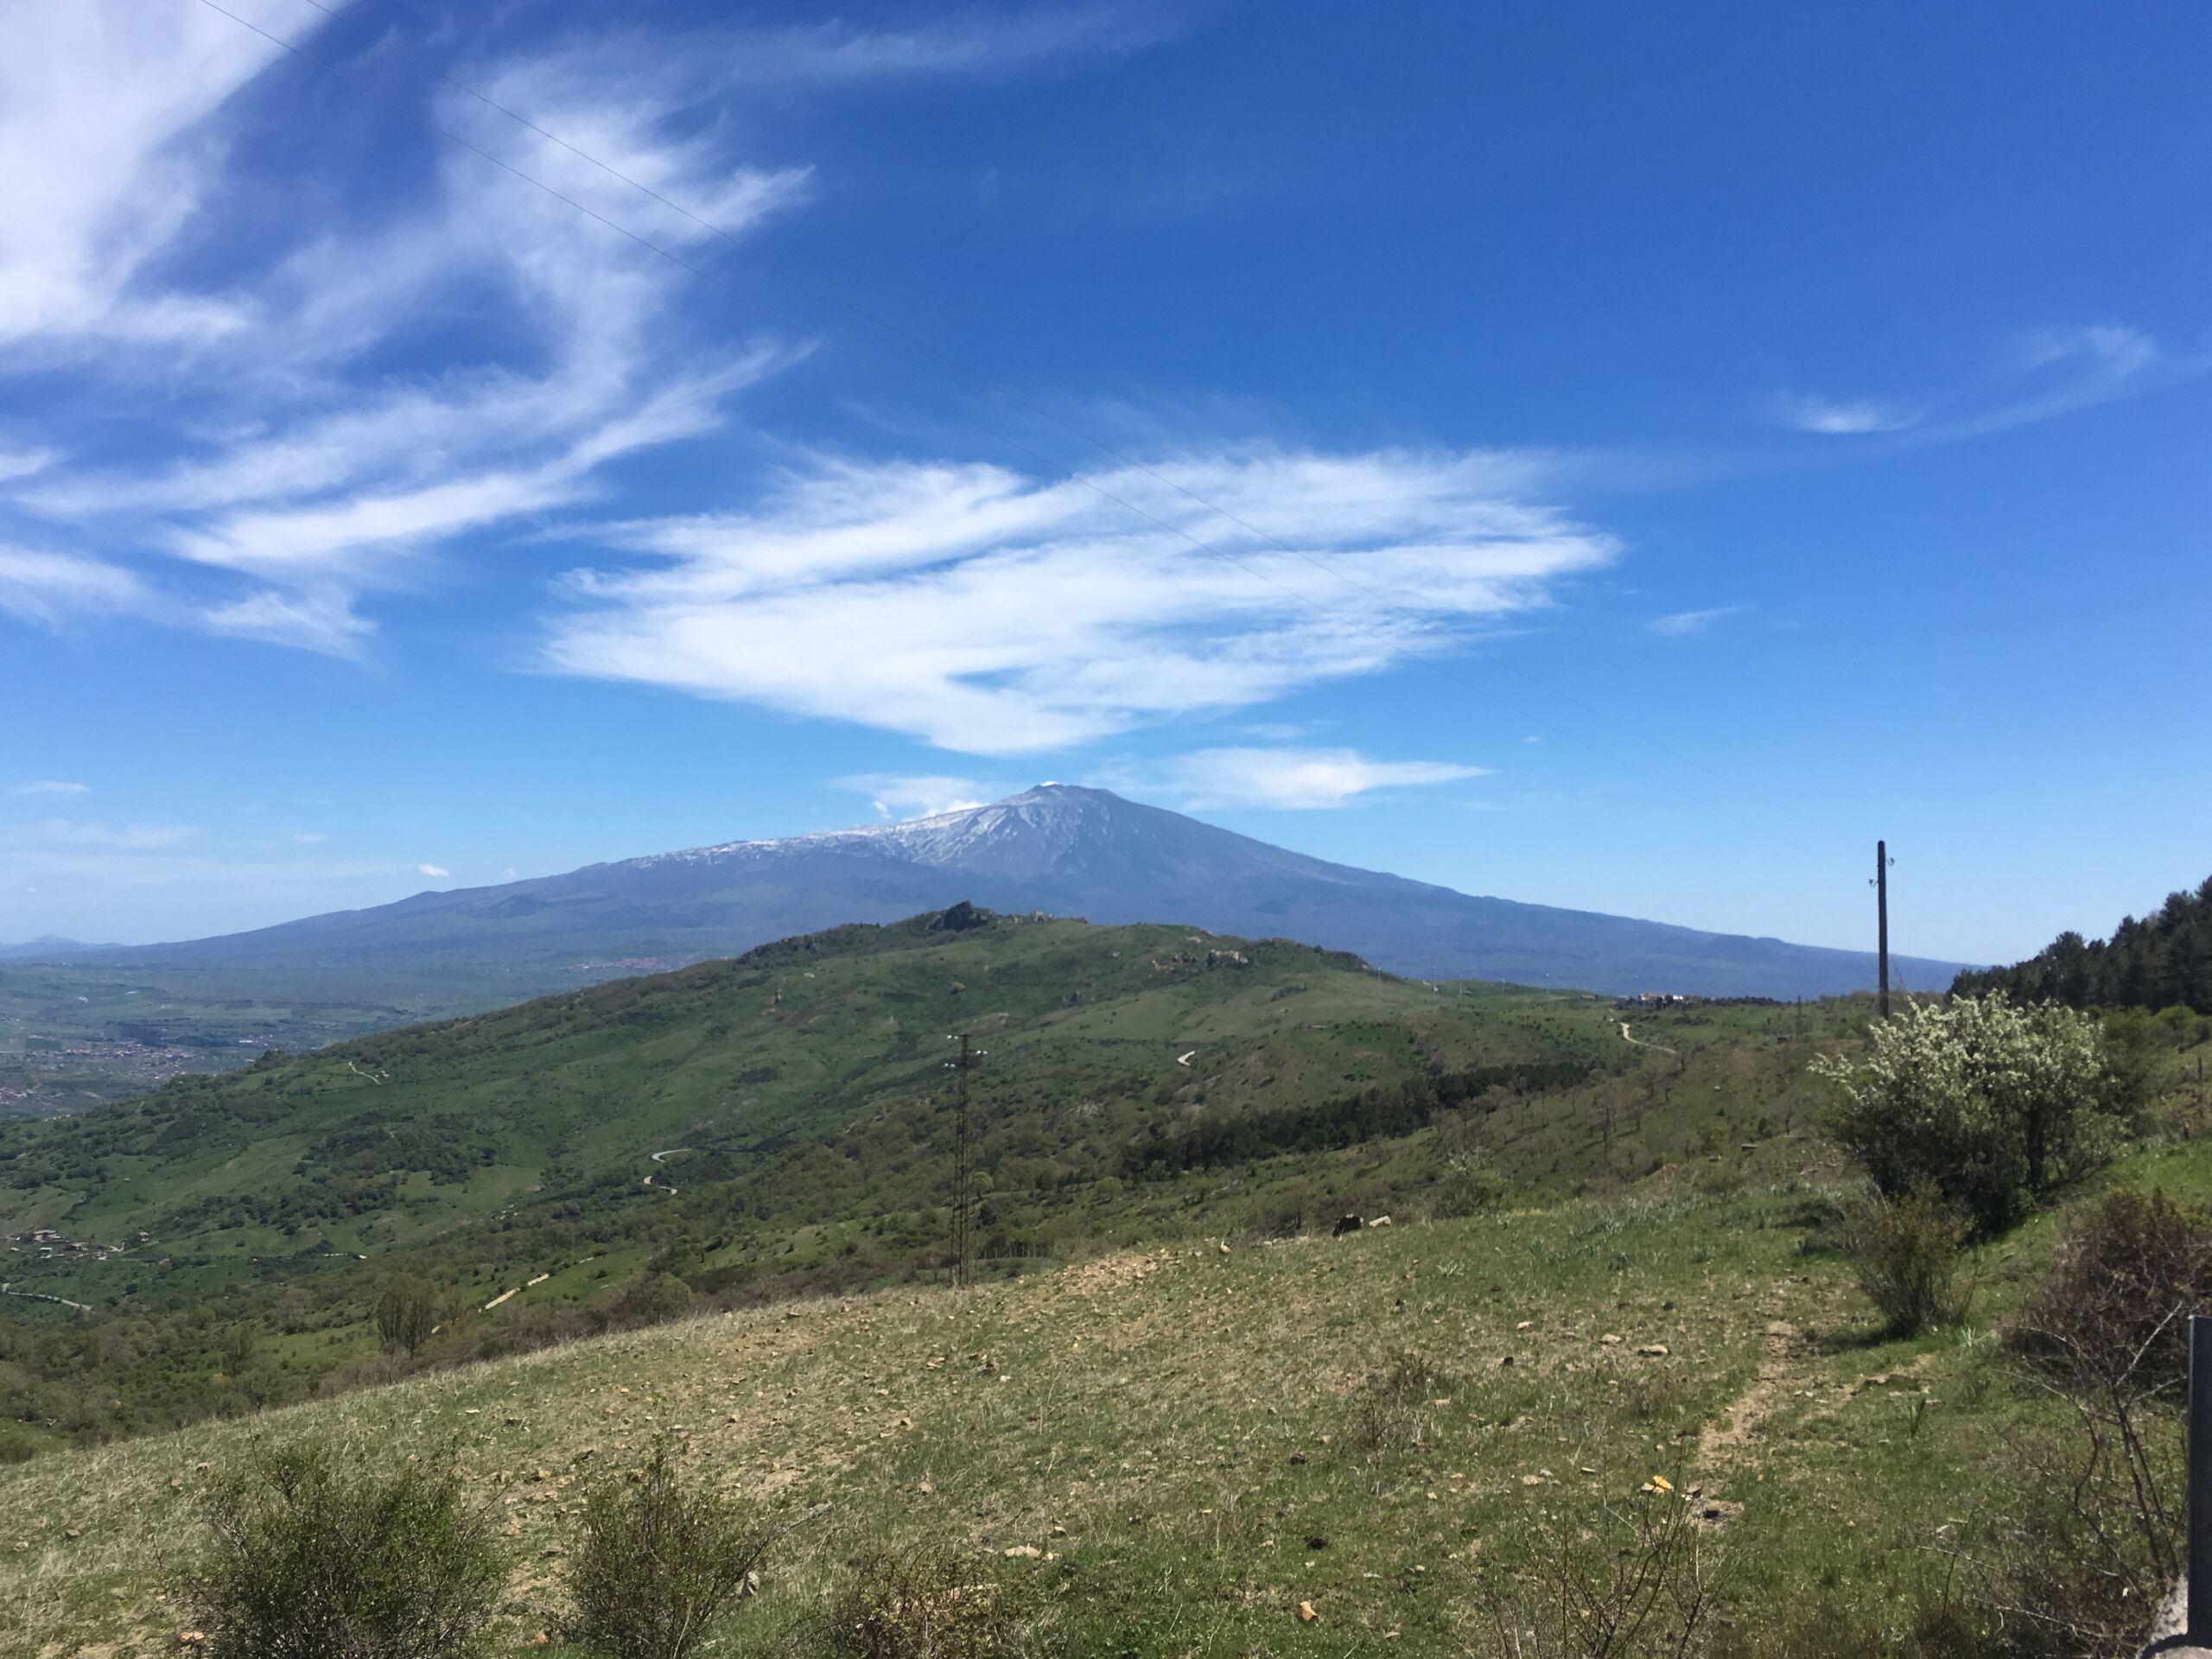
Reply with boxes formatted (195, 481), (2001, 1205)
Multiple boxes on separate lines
(10, 1141), (2194, 1657)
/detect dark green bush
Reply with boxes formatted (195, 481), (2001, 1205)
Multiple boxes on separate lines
(563, 1438), (772, 1659)
(177, 1441), (504, 1659)
(1432, 1149), (1506, 1218)
(1838, 1190), (1968, 1336)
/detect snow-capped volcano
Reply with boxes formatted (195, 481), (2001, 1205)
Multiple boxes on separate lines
(66, 783), (1971, 999)
(626, 785), (1128, 873)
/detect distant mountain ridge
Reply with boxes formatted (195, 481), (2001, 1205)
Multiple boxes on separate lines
(0, 936), (114, 961)
(44, 785), (1971, 1000)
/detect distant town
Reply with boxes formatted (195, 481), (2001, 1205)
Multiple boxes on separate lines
(0, 1034), (261, 1116)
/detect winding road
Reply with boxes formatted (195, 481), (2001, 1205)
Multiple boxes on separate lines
(1618, 1021), (1678, 1057)
(642, 1147), (693, 1196)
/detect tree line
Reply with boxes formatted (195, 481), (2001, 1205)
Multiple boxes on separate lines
(1121, 1058), (1602, 1179)
(1952, 875), (2212, 1015)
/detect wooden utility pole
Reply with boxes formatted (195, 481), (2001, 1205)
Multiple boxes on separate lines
(951, 1033), (975, 1290)
(1873, 840), (1892, 1019)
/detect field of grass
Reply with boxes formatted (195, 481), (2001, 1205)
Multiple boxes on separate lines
(9, 1134), (2208, 1658)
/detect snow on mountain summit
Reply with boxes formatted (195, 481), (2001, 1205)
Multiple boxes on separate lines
(620, 785), (1129, 873)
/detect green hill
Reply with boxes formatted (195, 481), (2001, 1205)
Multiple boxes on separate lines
(1, 908), (1606, 1264)
(0, 906), (1857, 1446)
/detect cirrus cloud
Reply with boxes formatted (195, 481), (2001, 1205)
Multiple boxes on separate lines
(24, 819), (200, 849)
(0, 4), (1071, 656)
(1649, 604), (1744, 637)
(1772, 394), (1921, 435)
(1104, 746), (1487, 810)
(546, 448), (1616, 754)
(0, 546), (152, 626)
(836, 773), (997, 820)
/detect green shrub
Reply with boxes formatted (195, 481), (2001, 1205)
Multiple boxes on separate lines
(177, 1441), (504, 1659)
(820, 1543), (1042, 1659)
(1812, 994), (2126, 1236)
(1433, 1150), (1506, 1218)
(563, 1438), (772, 1659)
(1838, 1190), (1968, 1336)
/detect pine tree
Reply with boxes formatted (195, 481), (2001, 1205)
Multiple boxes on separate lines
(1954, 878), (2212, 1014)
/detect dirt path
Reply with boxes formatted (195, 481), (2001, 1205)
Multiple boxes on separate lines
(1698, 1319), (1803, 1463)
(1618, 1020), (1678, 1056)
(0, 1284), (92, 1313)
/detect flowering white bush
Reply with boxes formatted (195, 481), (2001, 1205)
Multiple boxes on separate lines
(1811, 993), (2125, 1234)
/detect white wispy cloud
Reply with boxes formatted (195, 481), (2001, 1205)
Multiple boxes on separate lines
(13, 780), (89, 797)
(1773, 394), (1920, 435)
(1649, 605), (1744, 637)
(0, 6), (297, 349)
(1775, 324), (2187, 450)
(1107, 746), (1485, 810)
(836, 774), (997, 820)
(197, 587), (377, 656)
(1943, 323), (2169, 440)
(417, 863), (451, 879)
(0, 546), (152, 626)
(25, 819), (200, 849)
(547, 448), (1615, 753)
(0, 7), (994, 652)
(532, 8), (1179, 92)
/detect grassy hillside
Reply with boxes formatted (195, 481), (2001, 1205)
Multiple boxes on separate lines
(1, 909), (1612, 1262)
(0, 907), (1876, 1447)
(9, 1138), (2211, 1657)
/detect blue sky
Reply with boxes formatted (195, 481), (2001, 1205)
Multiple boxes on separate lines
(1, 0), (2205, 963)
